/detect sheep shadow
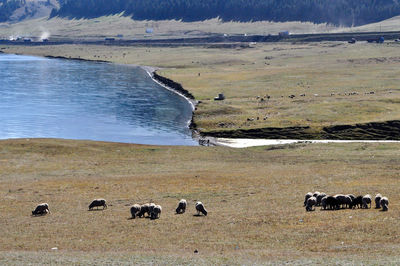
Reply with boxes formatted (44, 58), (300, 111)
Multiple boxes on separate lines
(31, 213), (48, 217)
(88, 209), (106, 211)
(193, 214), (206, 217)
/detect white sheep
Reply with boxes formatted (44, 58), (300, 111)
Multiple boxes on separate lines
(380, 197), (389, 211)
(130, 204), (141, 219)
(306, 196), (317, 211)
(151, 205), (162, 219)
(362, 194), (372, 209)
(304, 192), (313, 206)
(375, 193), (382, 209)
(176, 199), (187, 214)
(195, 201), (208, 216)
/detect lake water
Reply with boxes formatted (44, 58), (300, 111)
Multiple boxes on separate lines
(0, 54), (197, 145)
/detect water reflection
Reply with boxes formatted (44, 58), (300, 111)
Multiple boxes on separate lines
(0, 54), (197, 145)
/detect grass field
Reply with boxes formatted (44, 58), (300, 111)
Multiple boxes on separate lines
(1, 17), (400, 264)
(0, 15), (338, 41)
(2, 40), (400, 138)
(0, 139), (399, 264)
(1, 14), (399, 41)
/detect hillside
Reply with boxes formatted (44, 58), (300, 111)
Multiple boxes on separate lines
(1, 0), (400, 27)
(0, 0), (58, 22)
(51, 0), (400, 27)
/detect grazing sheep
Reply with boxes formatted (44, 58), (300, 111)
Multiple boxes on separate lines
(350, 196), (363, 209)
(151, 205), (162, 219)
(316, 193), (327, 206)
(347, 194), (355, 201)
(305, 196), (317, 211)
(380, 197), (389, 211)
(195, 201), (208, 216)
(343, 195), (353, 209)
(313, 191), (321, 198)
(375, 194), (382, 209)
(130, 204), (141, 219)
(304, 192), (313, 206)
(176, 199), (187, 214)
(362, 194), (372, 209)
(148, 203), (156, 214)
(326, 196), (340, 210)
(138, 203), (150, 218)
(321, 195), (329, 210)
(334, 194), (347, 209)
(88, 199), (107, 210)
(32, 203), (49, 216)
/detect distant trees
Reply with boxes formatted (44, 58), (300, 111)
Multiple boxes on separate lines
(2, 0), (400, 26)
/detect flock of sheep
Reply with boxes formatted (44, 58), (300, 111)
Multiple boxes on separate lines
(31, 198), (208, 219)
(304, 191), (389, 212)
(31, 191), (390, 217)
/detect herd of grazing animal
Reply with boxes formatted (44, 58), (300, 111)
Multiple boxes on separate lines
(31, 198), (208, 219)
(304, 191), (389, 212)
(131, 202), (163, 219)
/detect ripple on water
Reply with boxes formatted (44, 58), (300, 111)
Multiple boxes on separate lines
(0, 54), (197, 146)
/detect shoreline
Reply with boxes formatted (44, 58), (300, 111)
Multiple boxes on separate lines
(1, 52), (203, 145)
(142, 66), (197, 112)
(5, 51), (400, 148)
(141, 66), (203, 143)
(213, 138), (400, 148)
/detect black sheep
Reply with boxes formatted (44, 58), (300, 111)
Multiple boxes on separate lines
(137, 203), (150, 218)
(350, 196), (363, 209)
(88, 199), (107, 210)
(195, 201), (208, 216)
(32, 203), (49, 216)
(176, 199), (187, 214)
(326, 196), (339, 210)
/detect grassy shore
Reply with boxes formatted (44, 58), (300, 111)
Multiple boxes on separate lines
(2, 41), (400, 139)
(0, 139), (399, 264)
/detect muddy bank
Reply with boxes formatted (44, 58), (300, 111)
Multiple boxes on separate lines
(44, 55), (109, 63)
(203, 120), (400, 140)
(152, 72), (195, 100)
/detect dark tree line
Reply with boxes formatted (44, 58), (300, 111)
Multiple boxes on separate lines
(50, 0), (400, 26)
(1, 0), (400, 26)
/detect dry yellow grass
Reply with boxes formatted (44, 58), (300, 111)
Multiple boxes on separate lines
(0, 15), (337, 41)
(0, 139), (399, 264)
(2, 41), (400, 136)
(0, 14), (398, 42)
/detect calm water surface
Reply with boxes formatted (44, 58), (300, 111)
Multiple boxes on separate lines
(0, 54), (197, 145)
